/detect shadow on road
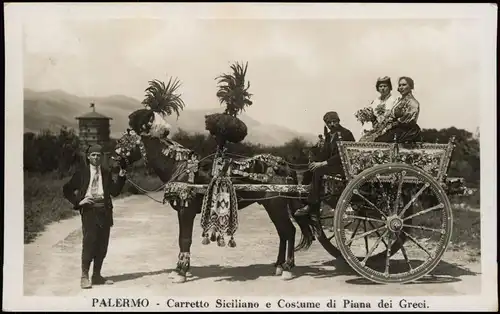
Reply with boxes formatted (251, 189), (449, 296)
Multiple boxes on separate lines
(184, 259), (359, 283)
(337, 259), (480, 286)
(107, 269), (171, 283)
(104, 259), (479, 286)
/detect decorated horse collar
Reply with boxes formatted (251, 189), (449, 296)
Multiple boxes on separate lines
(115, 130), (148, 163)
(115, 129), (199, 166)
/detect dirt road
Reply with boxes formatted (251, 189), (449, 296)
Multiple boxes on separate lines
(24, 192), (481, 297)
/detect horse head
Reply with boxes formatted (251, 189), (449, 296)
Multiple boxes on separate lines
(128, 108), (172, 139)
(111, 129), (145, 168)
(112, 108), (176, 166)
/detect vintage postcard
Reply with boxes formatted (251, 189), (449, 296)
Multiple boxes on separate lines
(4, 2), (498, 312)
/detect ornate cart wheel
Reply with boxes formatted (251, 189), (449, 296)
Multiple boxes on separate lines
(333, 163), (453, 284)
(317, 196), (411, 261)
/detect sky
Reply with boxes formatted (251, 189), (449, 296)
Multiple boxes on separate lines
(22, 4), (490, 138)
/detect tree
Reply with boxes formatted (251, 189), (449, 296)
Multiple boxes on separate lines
(420, 127), (480, 187)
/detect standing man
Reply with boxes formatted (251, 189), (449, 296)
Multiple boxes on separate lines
(295, 111), (355, 218)
(63, 144), (127, 289)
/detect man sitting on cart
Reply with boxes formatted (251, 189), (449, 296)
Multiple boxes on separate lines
(295, 111), (355, 218)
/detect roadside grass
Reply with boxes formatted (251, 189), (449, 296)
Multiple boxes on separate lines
(417, 206), (481, 253)
(24, 170), (163, 244)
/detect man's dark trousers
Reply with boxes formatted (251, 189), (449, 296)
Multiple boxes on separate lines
(80, 203), (111, 279)
(302, 155), (343, 214)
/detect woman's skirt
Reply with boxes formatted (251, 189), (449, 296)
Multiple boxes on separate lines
(374, 123), (421, 143)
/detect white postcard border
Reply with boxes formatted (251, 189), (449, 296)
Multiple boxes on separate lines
(3, 3), (498, 312)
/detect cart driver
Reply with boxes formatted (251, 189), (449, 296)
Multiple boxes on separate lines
(295, 111), (355, 219)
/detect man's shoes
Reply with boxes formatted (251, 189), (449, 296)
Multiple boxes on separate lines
(92, 275), (114, 285)
(80, 276), (92, 289)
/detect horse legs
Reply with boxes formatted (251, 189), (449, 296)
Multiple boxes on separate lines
(281, 220), (296, 281)
(265, 202), (296, 280)
(274, 236), (287, 276)
(172, 206), (196, 284)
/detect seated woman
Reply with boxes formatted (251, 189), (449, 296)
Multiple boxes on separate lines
(361, 76), (422, 143)
(359, 76), (399, 138)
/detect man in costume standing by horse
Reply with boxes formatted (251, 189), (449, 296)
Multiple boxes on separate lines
(63, 144), (127, 289)
(295, 111), (355, 218)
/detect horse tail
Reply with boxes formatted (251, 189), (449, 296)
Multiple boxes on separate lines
(288, 199), (319, 252)
(281, 167), (317, 252)
(292, 214), (316, 251)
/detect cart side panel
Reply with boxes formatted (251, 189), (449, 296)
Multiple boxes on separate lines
(337, 140), (455, 182)
(337, 141), (396, 181)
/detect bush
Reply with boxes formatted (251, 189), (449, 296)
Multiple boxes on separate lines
(24, 172), (78, 243)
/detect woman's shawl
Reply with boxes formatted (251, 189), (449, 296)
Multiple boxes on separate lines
(359, 93), (420, 142)
(359, 93), (399, 136)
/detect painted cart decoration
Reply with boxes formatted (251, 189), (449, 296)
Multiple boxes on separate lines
(156, 131), (472, 285)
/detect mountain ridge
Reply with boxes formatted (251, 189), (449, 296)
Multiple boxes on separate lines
(23, 88), (318, 146)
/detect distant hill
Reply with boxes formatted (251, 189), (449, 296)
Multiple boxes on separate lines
(23, 88), (317, 146)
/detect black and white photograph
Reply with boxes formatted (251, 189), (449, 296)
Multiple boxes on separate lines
(4, 2), (498, 312)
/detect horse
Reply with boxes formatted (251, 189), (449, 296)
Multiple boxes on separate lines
(111, 109), (319, 283)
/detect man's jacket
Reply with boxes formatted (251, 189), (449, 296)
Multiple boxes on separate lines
(63, 162), (126, 227)
(322, 125), (356, 167)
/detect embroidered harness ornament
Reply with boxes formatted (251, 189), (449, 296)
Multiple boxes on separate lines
(200, 158), (239, 248)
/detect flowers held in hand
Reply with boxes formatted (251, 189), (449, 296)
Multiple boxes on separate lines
(355, 107), (377, 125)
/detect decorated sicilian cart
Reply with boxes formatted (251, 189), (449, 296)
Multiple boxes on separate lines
(158, 130), (470, 284)
(113, 62), (472, 284)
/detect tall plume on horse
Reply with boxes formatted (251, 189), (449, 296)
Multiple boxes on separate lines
(205, 61), (253, 147)
(130, 77), (186, 138)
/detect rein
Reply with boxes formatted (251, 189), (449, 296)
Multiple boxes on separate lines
(124, 152), (216, 203)
(122, 136), (315, 203)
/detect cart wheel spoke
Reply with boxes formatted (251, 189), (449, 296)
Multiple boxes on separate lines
(345, 215), (385, 224)
(402, 230), (433, 258)
(368, 221), (388, 248)
(363, 221), (369, 254)
(346, 225), (386, 246)
(384, 232), (393, 276)
(403, 203), (444, 221)
(344, 220), (354, 229)
(393, 171), (406, 216)
(399, 182), (429, 217)
(352, 189), (387, 218)
(347, 220), (362, 247)
(397, 236), (413, 271)
(375, 174), (391, 213)
(403, 224), (445, 234)
(361, 229), (389, 265)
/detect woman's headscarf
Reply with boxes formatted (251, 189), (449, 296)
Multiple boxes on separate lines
(376, 76), (392, 91)
(398, 76), (414, 90)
